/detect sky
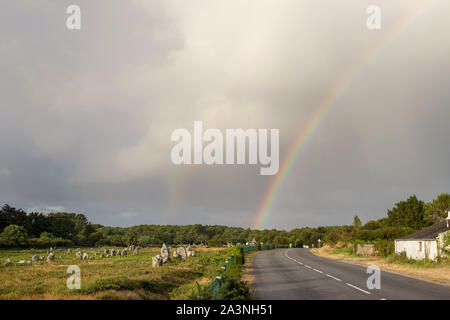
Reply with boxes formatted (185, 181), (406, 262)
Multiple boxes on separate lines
(0, 0), (449, 230)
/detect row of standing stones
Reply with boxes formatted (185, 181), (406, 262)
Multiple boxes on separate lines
(2, 245), (143, 265)
(3, 244), (201, 266)
(152, 244), (195, 267)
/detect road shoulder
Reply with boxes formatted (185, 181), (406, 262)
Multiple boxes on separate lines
(240, 250), (261, 298)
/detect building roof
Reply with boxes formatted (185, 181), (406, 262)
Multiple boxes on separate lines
(397, 220), (450, 240)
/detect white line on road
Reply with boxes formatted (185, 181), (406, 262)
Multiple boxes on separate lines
(325, 274), (342, 282)
(285, 249), (376, 297)
(346, 283), (371, 295)
(312, 268), (323, 274)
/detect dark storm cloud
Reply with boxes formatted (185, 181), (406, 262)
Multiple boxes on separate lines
(0, 0), (449, 229)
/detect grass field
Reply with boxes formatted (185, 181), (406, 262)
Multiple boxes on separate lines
(0, 247), (229, 300)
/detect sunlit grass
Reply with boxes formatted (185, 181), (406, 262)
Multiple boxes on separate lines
(0, 247), (227, 300)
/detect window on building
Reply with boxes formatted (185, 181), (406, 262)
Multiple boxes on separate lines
(418, 242), (422, 252)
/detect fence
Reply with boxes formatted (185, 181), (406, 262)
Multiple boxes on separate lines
(199, 243), (289, 299)
(198, 253), (236, 299)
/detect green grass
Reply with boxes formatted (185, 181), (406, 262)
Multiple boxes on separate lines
(331, 247), (354, 255)
(0, 247), (230, 299)
(386, 252), (450, 268)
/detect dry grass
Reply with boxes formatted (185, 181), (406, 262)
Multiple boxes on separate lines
(0, 247), (227, 300)
(311, 246), (450, 287)
(240, 251), (259, 299)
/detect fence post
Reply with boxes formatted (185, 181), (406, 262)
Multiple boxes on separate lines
(214, 276), (221, 297)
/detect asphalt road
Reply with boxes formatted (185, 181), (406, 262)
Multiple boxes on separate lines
(251, 248), (450, 300)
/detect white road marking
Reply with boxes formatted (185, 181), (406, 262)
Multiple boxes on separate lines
(346, 283), (371, 295)
(325, 274), (342, 282)
(285, 249), (376, 297)
(312, 268), (323, 274)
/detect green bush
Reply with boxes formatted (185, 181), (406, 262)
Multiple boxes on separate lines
(222, 279), (250, 300)
(374, 240), (394, 257)
(0, 225), (29, 247)
(228, 246), (244, 265)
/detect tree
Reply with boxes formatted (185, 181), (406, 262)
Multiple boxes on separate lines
(123, 232), (137, 246)
(1, 224), (29, 247)
(425, 193), (450, 224)
(353, 215), (362, 228)
(387, 195), (427, 230)
(137, 235), (152, 247)
(0, 204), (27, 231)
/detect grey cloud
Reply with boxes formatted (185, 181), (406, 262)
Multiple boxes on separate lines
(0, 0), (449, 229)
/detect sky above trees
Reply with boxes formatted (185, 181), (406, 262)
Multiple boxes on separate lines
(0, 1), (449, 229)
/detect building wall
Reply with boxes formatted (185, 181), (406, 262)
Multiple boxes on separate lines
(395, 240), (438, 260)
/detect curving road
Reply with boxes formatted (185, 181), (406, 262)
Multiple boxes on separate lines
(251, 248), (450, 300)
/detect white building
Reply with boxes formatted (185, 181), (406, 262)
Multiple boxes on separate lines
(395, 212), (450, 260)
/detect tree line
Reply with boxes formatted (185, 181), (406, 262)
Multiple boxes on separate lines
(0, 193), (448, 249)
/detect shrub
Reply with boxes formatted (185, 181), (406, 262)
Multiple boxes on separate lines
(0, 225), (29, 247)
(374, 240), (394, 257)
(222, 279), (250, 300)
(228, 246), (244, 265)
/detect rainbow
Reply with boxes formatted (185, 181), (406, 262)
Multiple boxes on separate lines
(164, 166), (193, 224)
(252, 0), (439, 230)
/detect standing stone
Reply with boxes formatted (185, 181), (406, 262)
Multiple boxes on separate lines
(47, 253), (55, 261)
(152, 255), (163, 267)
(117, 250), (121, 256)
(133, 247), (140, 255)
(111, 248), (116, 256)
(173, 251), (182, 259)
(82, 253), (89, 260)
(121, 249), (127, 256)
(76, 252), (82, 259)
(32, 255), (39, 262)
(176, 246), (188, 259)
(67, 248), (72, 253)
(161, 243), (171, 263)
(186, 245), (194, 258)
(4, 258), (11, 265)
(104, 249), (110, 255)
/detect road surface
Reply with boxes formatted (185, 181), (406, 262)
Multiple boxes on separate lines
(251, 248), (450, 300)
